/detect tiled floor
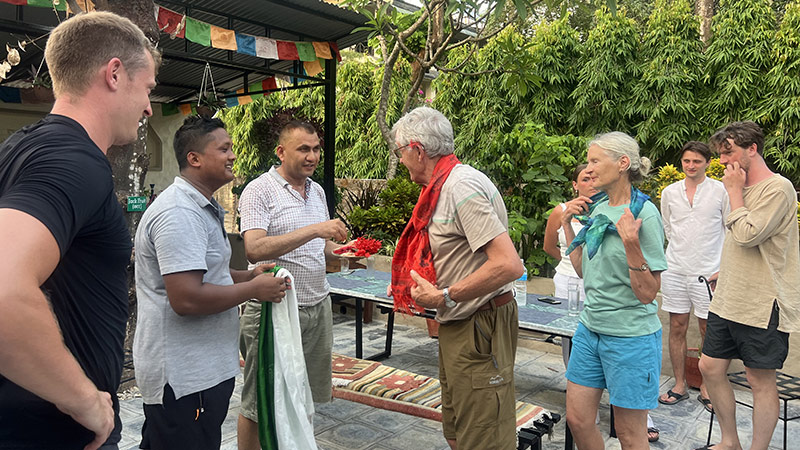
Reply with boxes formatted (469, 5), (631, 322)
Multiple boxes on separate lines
(118, 309), (800, 449)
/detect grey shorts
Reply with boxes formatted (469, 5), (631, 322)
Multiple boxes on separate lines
(239, 296), (333, 421)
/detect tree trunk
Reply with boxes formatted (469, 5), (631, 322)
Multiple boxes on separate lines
(696, 0), (714, 44)
(94, 0), (159, 383)
(386, 2), (446, 179)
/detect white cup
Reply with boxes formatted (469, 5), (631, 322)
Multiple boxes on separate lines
(339, 257), (350, 273)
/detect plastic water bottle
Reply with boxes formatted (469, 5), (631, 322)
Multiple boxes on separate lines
(515, 259), (527, 306)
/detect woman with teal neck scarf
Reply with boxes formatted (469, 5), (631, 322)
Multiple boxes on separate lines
(561, 132), (668, 450)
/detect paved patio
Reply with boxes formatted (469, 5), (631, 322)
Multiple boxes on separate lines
(118, 308), (800, 449)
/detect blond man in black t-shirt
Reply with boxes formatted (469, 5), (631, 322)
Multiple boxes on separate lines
(0, 12), (159, 450)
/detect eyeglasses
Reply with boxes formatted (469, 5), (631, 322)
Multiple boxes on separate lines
(392, 142), (423, 159)
(393, 143), (413, 159)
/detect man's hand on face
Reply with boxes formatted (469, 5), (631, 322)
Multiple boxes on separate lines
(722, 161), (746, 192)
(409, 270), (443, 309)
(316, 219), (347, 242)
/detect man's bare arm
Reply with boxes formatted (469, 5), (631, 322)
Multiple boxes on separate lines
(242, 219), (346, 263)
(164, 268), (287, 316)
(0, 209), (114, 450)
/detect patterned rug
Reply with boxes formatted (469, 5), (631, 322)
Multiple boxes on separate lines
(332, 353), (551, 429)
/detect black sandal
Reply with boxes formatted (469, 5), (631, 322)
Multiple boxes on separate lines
(647, 426), (659, 442)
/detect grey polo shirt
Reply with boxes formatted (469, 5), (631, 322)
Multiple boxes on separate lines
(133, 176), (240, 404)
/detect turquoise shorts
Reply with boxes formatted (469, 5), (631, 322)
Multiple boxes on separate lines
(565, 322), (662, 410)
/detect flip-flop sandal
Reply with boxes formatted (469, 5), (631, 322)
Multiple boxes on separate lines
(658, 388), (689, 405)
(694, 444), (716, 450)
(647, 426), (659, 442)
(697, 394), (714, 412)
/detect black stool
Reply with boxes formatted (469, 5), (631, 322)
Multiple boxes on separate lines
(706, 371), (800, 450)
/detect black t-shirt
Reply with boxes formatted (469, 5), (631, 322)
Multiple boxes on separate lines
(0, 115), (132, 449)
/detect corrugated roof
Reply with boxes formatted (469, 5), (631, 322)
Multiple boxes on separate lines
(0, 0), (370, 103)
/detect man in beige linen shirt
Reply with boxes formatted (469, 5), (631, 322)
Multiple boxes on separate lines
(697, 121), (800, 450)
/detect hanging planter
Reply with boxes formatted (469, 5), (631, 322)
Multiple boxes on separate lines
(195, 62), (224, 117)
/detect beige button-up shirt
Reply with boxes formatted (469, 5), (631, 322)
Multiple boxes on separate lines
(710, 174), (800, 332)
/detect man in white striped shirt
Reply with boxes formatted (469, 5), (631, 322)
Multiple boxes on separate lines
(657, 141), (729, 411)
(236, 121), (348, 450)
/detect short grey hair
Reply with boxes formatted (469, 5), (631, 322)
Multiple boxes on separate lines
(589, 131), (651, 183)
(391, 107), (455, 158)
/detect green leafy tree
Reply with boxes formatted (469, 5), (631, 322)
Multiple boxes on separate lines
(703, 0), (775, 132)
(341, 0), (539, 177)
(632, 0), (703, 163)
(569, 6), (641, 135)
(473, 122), (586, 273)
(434, 27), (539, 162)
(527, 15), (583, 134)
(757, 1), (800, 186)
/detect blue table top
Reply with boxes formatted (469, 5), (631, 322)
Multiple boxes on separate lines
(327, 269), (580, 338)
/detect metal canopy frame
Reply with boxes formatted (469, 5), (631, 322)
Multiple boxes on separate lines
(0, 0), (368, 217)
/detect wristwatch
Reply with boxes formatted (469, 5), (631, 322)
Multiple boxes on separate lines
(629, 262), (650, 272)
(442, 287), (457, 307)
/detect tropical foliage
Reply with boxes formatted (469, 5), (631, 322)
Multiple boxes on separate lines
(632, 0), (704, 161)
(703, 0), (775, 129)
(218, 0), (800, 272)
(758, 1), (800, 182)
(569, 7), (640, 135)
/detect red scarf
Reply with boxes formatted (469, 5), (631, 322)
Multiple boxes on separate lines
(391, 154), (460, 314)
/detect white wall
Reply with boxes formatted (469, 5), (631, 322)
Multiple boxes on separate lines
(144, 105), (185, 194)
(0, 103), (51, 141)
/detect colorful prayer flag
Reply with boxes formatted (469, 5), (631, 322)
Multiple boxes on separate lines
(161, 103), (179, 116)
(295, 42), (316, 62)
(28, 0), (67, 10)
(236, 33), (257, 56)
(329, 42), (342, 62)
(156, 6), (185, 39)
(185, 17), (211, 47)
(248, 82), (263, 100)
(66, 0), (94, 14)
(225, 96), (239, 108)
(276, 41), (299, 60)
(312, 42), (332, 60)
(262, 77), (278, 92)
(236, 88), (252, 105)
(255, 37), (278, 59)
(303, 59), (323, 77)
(210, 25), (237, 51)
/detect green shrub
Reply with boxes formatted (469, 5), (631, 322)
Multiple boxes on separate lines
(569, 6), (641, 135)
(345, 176), (420, 253)
(472, 122), (586, 274)
(703, 0), (776, 131)
(633, 0), (704, 163)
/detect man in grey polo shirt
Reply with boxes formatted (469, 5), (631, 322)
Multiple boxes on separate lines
(236, 120), (348, 450)
(133, 116), (287, 450)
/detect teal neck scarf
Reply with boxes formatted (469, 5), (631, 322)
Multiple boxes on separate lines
(565, 187), (650, 259)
